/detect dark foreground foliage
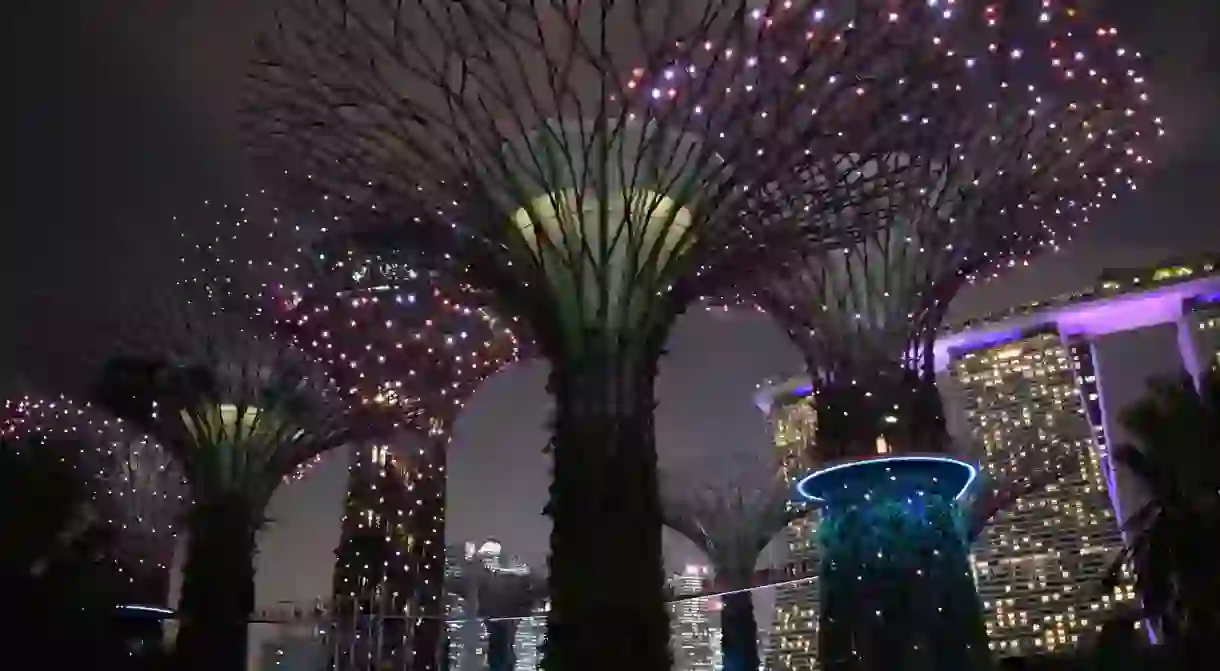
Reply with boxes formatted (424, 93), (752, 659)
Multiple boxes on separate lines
(0, 440), (169, 668)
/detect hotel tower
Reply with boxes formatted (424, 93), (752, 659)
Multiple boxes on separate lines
(756, 378), (821, 671)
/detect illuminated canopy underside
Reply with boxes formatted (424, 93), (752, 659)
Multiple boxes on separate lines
(504, 118), (710, 333)
(180, 404), (300, 445)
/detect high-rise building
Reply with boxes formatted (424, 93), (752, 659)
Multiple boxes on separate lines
(445, 543), (487, 671)
(949, 328), (1131, 656)
(756, 380), (820, 671)
(513, 601), (549, 671)
(933, 254), (1220, 657)
(668, 565), (722, 671)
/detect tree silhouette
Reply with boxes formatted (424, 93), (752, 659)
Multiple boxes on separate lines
(1103, 367), (1220, 659)
(660, 451), (808, 671)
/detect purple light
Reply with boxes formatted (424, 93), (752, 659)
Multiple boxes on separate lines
(754, 375), (814, 414)
(935, 277), (1220, 372)
(940, 327), (1029, 357)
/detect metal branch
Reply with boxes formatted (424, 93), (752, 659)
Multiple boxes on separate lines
(2, 395), (187, 604)
(707, 2), (1159, 464)
(242, 0), (1000, 339)
(14, 231), (396, 510)
(175, 191), (531, 439)
(660, 450), (809, 585)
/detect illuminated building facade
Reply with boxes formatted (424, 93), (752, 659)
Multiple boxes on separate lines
(933, 255), (1220, 657)
(443, 590), (480, 671)
(755, 380), (820, 671)
(513, 602), (549, 671)
(668, 565), (721, 671)
(445, 544), (487, 671)
(949, 328), (1129, 656)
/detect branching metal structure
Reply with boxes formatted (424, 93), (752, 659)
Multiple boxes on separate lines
(721, 2), (1159, 462)
(241, 2), (978, 668)
(710, 4), (1160, 669)
(660, 452), (809, 671)
(447, 548), (548, 671)
(188, 192), (527, 671)
(19, 249), (400, 671)
(1, 395), (185, 607)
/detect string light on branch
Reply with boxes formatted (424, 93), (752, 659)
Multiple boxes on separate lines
(698, 0), (1158, 468)
(238, 2), (1154, 669)
(180, 190), (530, 671)
(2, 394), (186, 606)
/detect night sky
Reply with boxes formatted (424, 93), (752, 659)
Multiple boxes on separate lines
(5, 0), (1220, 621)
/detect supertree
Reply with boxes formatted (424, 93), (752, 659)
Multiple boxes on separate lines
(18, 246), (402, 671)
(707, 3), (1160, 670)
(447, 545), (548, 671)
(242, 2), (977, 667)
(659, 451), (809, 671)
(189, 191), (527, 671)
(1, 395), (185, 607)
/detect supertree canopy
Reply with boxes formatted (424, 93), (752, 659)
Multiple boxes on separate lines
(242, 2), (976, 667)
(21, 253), (398, 671)
(718, 0), (1159, 461)
(1, 395), (185, 608)
(660, 451), (809, 671)
(709, 3), (1159, 670)
(189, 192), (526, 671)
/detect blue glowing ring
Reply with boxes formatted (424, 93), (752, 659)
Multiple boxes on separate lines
(795, 454), (978, 503)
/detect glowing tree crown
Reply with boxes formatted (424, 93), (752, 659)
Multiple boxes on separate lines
(19, 241), (394, 510)
(717, 0), (1158, 376)
(2, 395), (186, 603)
(183, 191), (528, 444)
(243, 0), (985, 352)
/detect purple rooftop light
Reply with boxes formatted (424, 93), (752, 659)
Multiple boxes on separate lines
(755, 273), (1220, 408)
(934, 274), (1220, 372)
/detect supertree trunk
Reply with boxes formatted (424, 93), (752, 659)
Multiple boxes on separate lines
(812, 365), (948, 462)
(411, 433), (449, 671)
(546, 347), (669, 671)
(808, 461), (990, 671)
(330, 432), (449, 671)
(720, 590), (759, 671)
(486, 619), (520, 671)
(174, 499), (261, 671)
